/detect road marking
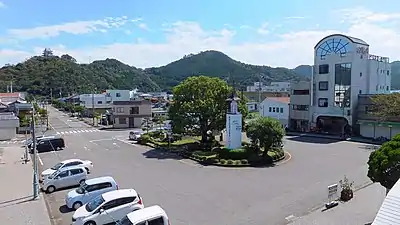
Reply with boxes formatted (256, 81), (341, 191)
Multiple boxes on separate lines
(72, 131), (77, 133)
(84, 146), (91, 151)
(113, 143), (120, 148)
(56, 132), (60, 135)
(285, 215), (296, 221)
(38, 155), (43, 165)
(89, 138), (113, 142)
(276, 151), (292, 166)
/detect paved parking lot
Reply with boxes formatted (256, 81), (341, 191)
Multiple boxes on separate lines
(40, 107), (375, 225)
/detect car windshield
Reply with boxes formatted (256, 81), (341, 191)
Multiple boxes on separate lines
(85, 195), (105, 212)
(76, 183), (88, 194)
(119, 216), (133, 225)
(47, 171), (57, 179)
(51, 163), (63, 170)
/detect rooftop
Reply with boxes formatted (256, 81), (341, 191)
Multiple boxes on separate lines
(265, 97), (290, 104)
(127, 205), (167, 223)
(102, 189), (138, 202)
(0, 92), (21, 98)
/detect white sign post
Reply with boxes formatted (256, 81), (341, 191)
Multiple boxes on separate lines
(326, 184), (339, 209)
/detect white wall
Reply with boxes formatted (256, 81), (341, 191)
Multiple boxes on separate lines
(106, 90), (131, 101)
(79, 94), (110, 108)
(259, 99), (289, 126)
(311, 34), (391, 126)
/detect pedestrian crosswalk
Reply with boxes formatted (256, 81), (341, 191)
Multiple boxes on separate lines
(0, 139), (25, 145)
(56, 129), (102, 135)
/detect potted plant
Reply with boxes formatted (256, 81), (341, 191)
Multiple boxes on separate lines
(339, 176), (354, 201)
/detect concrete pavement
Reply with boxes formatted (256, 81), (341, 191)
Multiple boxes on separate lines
(38, 106), (377, 225)
(289, 183), (385, 225)
(0, 146), (51, 225)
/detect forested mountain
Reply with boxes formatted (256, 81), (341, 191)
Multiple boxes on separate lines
(146, 50), (305, 91)
(0, 49), (307, 96)
(0, 49), (160, 96)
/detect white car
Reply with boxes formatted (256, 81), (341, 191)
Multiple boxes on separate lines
(72, 189), (144, 225)
(129, 131), (141, 141)
(41, 159), (93, 181)
(42, 166), (87, 193)
(119, 205), (169, 225)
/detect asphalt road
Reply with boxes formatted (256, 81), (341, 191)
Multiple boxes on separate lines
(40, 106), (374, 225)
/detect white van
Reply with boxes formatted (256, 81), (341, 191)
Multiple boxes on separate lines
(42, 165), (87, 193)
(119, 205), (169, 225)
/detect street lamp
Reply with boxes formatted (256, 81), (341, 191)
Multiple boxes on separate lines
(31, 106), (39, 199)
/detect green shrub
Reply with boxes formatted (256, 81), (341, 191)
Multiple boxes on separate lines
(172, 134), (183, 141)
(139, 134), (151, 144)
(240, 159), (249, 165)
(227, 160), (233, 165)
(218, 148), (251, 160)
(233, 160), (240, 165)
(192, 151), (216, 157)
(220, 159), (227, 164)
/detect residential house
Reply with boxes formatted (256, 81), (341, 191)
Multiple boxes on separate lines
(112, 100), (152, 128)
(259, 97), (290, 127)
(0, 92), (26, 103)
(0, 112), (19, 140)
(79, 93), (111, 116)
(106, 89), (131, 101)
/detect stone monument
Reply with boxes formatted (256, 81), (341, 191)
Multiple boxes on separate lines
(226, 91), (242, 149)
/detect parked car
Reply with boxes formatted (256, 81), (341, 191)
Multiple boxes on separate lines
(42, 166), (87, 193)
(30, 137), (65, 153)
(72, 189), (144, 225)
(129, 131), (142, 141)
(119, 205), (169, 225)
(66, 176), (118, 210)
(41, 159), (93, 181)
(27, 135), (56, 148)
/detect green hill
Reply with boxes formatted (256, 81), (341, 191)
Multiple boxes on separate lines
(0, 49), (306, 96)
(146, 50), (305, 91)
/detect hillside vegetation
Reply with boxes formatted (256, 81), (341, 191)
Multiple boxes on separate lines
(0, 49), (306, 96)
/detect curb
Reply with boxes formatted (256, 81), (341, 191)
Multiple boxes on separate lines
(286, 132), (383, 145)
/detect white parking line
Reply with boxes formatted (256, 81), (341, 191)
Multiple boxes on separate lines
(89, 138), (113, 143)
(112, 143), (120, 148)
(38, 155), (43, 166)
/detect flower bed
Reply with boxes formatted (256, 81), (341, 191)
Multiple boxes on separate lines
(138, 132), (286, 167)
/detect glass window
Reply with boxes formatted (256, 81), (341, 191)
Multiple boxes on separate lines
(280, 108), (283, 113)
(293, 90), (309, 95)
(119, 117), (126, 124)
(334, 63), (351, 107)
(51, 163), (63, 170)
(387, 86), (389, 91)
(318, 98), (328, 107)
(148, 217), (165, 225)
(359, 90), (362, 94)
(116, 93), (121, 97)
(269, 107), (271, 112)
(57, 171), (69, 178)
(272, 107), (276, 112)
(85, 195), (105, 212)
(117, 107), (124, 113)
(70, 169), (83, 175)
(360, 72), (362, 77)
(292, 105), (309, 111)
(319, 81), (328, 91)
(130, 107), (139, 115)
(318, 64), (329, 74)
(97, 101), (102, 104)
(119, 216), (134, 225)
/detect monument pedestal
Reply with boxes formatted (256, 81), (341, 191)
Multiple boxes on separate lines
(226, 113), (242, 149)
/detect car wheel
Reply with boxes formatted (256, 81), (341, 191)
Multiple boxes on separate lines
(73, 201), (82, 210)
(84, 221), (96, 225)
(79, 179), (85, 185)
(46, 185), (56, 193)
(85, 167), (90, 174)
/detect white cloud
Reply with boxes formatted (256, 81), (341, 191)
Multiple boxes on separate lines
(1, 7), (400, 69)
(138, 23), (149, 30)
(257, 22), (269, 35)
(6, 16), (135, 40)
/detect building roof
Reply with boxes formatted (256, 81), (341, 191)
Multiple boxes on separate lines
(126, 205), (167, 224)
(314, 34), (369, 49)
(263, 97), (290, 104)
(372, 178), (400, 225)
(0, 92), (21, 98)
(113, 100), (151, 105)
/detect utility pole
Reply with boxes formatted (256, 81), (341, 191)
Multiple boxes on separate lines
(50, 88), (53, 100)
(32, 106), (39, 199)
(46, 101), (49, 130)
(92, 88), (95, 126)
(258, 74), (262, 103)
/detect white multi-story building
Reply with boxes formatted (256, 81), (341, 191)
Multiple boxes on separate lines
(246, 82), (291, 92)
(79, 94), (110, 109)
(106, 89), (131, 102)
(259, 97), (290, 127)
(309, 34), (391, 133)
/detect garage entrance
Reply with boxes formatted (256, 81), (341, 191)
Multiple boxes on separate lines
(316, 116), (351, 136)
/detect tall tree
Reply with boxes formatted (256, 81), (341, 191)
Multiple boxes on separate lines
(246, 117), (285, 157)
(367, 134), (400, 190)
(42, 48), (54, 57)
(169, 76), (248, 143)
(371, 93), (400, 120)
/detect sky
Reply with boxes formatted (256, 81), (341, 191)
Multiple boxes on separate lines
(0, 0), (399, 69)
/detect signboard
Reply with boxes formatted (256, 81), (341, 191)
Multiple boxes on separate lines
(226, 114), (242, 149)
(327, 184), (338, 202)
(356, 46), (369, 55)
